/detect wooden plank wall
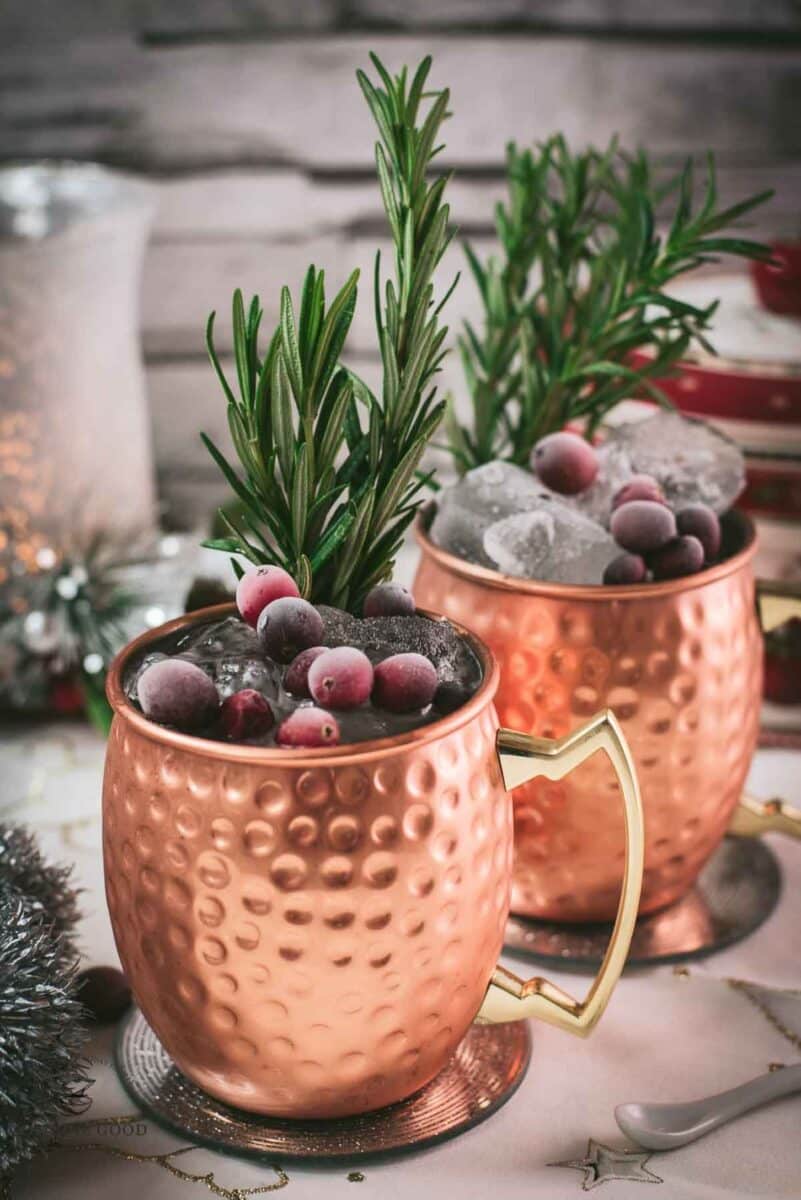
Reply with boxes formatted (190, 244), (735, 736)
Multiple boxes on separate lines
(2, 2), (800, 525)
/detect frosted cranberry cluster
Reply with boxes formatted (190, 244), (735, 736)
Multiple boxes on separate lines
(134, 568), (445, 748)
(532, 431), (723, 584)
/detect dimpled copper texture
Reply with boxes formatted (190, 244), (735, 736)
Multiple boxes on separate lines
(103, 608), (512, 1119)
(414, 511), (763, 922)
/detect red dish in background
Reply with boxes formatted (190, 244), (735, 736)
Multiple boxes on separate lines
(632, 272), (801, 719)
(751, 241), (801, 317)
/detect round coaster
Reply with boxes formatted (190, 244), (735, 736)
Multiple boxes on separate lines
(114, 1009), (531, 1161)
(504, 835), (781, 971)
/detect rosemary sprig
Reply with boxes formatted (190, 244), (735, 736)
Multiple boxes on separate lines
(203, 268), (361, 604)
(449, 136), (773, 471)
(202, 54), (454, 612)
(347, 53), (454, 603)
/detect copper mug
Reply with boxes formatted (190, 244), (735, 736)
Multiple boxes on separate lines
(103, 607), (644, 1119)
(414, 509), (801, 922)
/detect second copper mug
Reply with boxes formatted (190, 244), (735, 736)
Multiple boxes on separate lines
(103, 607), (644, 1119)
(414, 509), (801, 922)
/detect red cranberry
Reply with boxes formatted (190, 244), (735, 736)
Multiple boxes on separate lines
(612, 474), (666, 510)
(77, 966), (132, 1024)
(284, 646), (328, 697)
(257, 597), (324, 663)
(649, 535), (705, 580)
(373, 653), (438, 713)
(276, 706), (340, 748)
(137, 659), (218, 730)
(219, 689), (274, 740)
(363, 583), (416, 618)
(610, 500), (677, 554)
(236, 565), (299, 628)
(308, 647), (374, 710)
(676, 503), (721, 562)
(603, 553), (648, 585)
(531, 431), (598, 495)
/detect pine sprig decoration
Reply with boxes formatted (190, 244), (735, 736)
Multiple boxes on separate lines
(0, 892), (91, 1178)
(0, 528), (145, 732)
(203, 54), (454, 612)
(0, 825), (80, 957)
(450, 137), (772, 471)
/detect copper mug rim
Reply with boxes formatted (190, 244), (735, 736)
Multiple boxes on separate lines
(106, 604), (500, 767)
(414, 505), (758, 601)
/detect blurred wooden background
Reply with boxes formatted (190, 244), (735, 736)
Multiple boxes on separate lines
(2, 1), (800, 526)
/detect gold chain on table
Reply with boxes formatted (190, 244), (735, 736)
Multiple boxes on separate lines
(728, 978), (801, 1055)
(50, 1140), (289, 1198)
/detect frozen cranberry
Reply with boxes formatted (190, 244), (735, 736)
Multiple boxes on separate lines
(137, 659), (219, 729)
(257, 597), (324, 663)
(308, 646), (374, 710)
(531, 431), (598, 495)
(236, 565), (299, 627)
(219, 689), (274, 740)
(610, 500), (676, 554)
(76, 966), (131, 1024)
(284, 646), (328, 697)
(612, 474), (666, 510)
(676, 503), (721, 562)
(363, 583), (416, 618)
(276, 706), (340, 748)
(373, 653), (438, 713)
(603, 553), (648, 585)
(649, 535), (705, 580)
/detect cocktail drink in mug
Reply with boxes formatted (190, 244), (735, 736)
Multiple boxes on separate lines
(102, 54), (645, 1123)
(414, 138), (801, 922)
(104, 602), (644, 1117)
(414, 415), (801, 921)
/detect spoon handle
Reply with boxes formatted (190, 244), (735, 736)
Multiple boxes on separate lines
(616, 1063), (801, 1150)
(702, 1064), (801, 1134)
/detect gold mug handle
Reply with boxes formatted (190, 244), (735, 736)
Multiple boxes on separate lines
(728, 579), (801, 840)
(475, 709), (644, 1036)
(729, 794), (801, 839)
(756, 577), (801, 635)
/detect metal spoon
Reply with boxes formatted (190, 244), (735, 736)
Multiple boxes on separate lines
(615, 1064), (801, 1150)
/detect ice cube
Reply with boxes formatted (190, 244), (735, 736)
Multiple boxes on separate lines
(430, 461), (544, 566)
(172, 615), (260, 661)
(610, 410), (745, 514)
(319, 607), (482, 689)
(212, 656), (277, 700)
(568, 440), (634, 528)
(124, 650), (167, 703)
(483, 496), (619, 585)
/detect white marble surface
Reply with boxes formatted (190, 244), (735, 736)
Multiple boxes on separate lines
(1, 719), (799, 1199)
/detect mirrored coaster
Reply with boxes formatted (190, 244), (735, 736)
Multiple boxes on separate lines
(504, 835), (781, 971)
(115, 1009), (531, 1161)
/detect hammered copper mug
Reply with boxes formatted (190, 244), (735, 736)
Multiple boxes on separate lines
(414, 509), (801, 923)
(103, 607), (644, 1119)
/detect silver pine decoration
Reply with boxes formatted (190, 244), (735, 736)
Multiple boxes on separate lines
(0, 891), (90, 1179)
(0, 826), (80, 955)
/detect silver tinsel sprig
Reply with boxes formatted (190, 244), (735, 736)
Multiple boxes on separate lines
(0, 825), (81, 957)
(0, 891), (91, 1179)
